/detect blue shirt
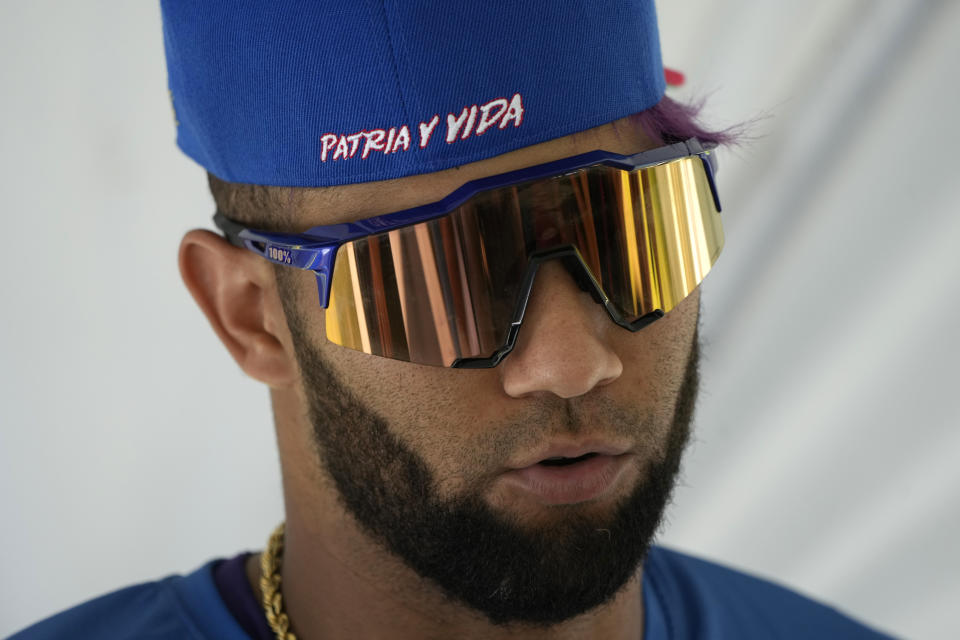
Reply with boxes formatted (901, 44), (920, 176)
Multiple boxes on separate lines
(8, 546), (894, 639)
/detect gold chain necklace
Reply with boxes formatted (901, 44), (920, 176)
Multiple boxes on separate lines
(260, 522), (298, 640)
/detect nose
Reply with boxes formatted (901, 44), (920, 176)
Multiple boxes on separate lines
(499, 261), (623, 398)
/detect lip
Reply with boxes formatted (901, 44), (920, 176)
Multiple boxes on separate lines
(499, 453), (634, 506)
(508, 440), (631, 470)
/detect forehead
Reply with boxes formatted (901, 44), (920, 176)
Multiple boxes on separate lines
(295, 115), (656, 227)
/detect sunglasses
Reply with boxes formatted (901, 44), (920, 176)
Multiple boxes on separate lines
(214, 138), (724, 368)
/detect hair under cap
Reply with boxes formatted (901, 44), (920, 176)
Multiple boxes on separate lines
(160, 0), (666, 187)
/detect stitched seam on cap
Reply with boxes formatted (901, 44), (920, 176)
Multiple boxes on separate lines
(378, 0), (410, 125)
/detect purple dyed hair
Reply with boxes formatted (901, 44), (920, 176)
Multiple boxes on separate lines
(633, 95), (734, 148)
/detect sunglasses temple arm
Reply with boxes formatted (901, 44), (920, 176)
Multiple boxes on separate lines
(212, 211), (339, 307)
(700, 154), (722, 213)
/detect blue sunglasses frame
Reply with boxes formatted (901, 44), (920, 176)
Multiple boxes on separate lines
(214, 138), (721, 311)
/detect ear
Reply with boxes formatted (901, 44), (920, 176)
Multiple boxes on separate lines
(179, 229), (298, 388)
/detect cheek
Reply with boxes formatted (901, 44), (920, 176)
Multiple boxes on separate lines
(607, 289), (700, 414)
(321, 339), (507, 491)
(619, 288), (699, 365)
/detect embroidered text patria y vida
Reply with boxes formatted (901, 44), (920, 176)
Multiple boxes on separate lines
(320, 93), (524, 162)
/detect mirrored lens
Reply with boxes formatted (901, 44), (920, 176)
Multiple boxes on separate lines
(523, 156), (724, 321)
(326, 198), (528, 366)
(326, 155), (723, 366)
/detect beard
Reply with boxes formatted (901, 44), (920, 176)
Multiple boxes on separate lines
(284, 304), (699, 627)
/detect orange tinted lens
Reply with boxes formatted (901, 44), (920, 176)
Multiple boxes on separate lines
(326, 195), (528, 366)
(326, 155), (723, 366)
(539, 156), (724, 320)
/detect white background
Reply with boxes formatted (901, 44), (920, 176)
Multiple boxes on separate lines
(1, 2), (958, 638)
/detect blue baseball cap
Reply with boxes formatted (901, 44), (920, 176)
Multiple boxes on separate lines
(160, 0), (667, 187)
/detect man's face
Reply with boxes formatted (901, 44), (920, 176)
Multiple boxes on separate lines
(275, 119), (702, 626)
